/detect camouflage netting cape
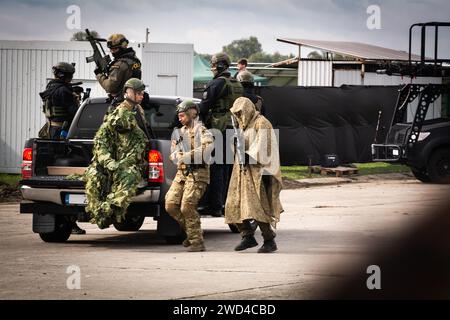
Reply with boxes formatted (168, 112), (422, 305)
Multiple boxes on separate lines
(84, 101), (148, 229)
(225, 97), (283, 228)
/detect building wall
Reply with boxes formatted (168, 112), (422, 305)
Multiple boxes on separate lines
(0, 40), (193, 173)
(298, 60), (333, 86)
(141, 43), (193, 97)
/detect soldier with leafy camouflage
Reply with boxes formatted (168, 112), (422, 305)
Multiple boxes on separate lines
(165, 100), (214, 252)
(84, 78), (148, 229)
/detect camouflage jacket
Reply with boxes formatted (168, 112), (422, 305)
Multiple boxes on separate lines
(92, 100), (148, 172)
(169, 122), (213, 183)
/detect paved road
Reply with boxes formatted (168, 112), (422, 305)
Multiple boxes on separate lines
(0, 178), (449, 299)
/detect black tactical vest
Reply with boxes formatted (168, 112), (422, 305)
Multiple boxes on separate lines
(209, 76), (244, 131)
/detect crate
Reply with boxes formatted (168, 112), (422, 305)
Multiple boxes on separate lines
(311, 165), (358, 177)
(47, 166), (86, 176)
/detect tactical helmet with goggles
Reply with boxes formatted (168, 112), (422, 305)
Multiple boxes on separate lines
(107, 34), (129, 49)
(52, 62), (75, 80)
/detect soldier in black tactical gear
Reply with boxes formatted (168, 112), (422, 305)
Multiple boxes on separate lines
(198, 53), (244, 217)
(39, 62), (79, 140)
(38, 62), (86, 235)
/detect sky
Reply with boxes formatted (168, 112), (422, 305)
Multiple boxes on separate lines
(0, 0), (449, 58)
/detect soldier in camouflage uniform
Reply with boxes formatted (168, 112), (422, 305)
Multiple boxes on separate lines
(94, 33), (142, 109)
(165, 100), (214, 252)
(84, 78), (148, 229)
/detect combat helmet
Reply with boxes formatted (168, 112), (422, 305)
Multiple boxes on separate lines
(176, 99), (199, 114)
(123, 78), (146, 92)
(107, 34), (129, 49)
(237, 71), (254, 83)
(211, 52), (231, 68)
(52, 62), (75, 76)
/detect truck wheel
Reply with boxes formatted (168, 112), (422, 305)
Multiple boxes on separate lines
(113, 216), (145, 231)
(165, 235), (185, 245)
(411, 167), (431, 183)
(39, 216), (72, 243)
(427, 148), (450, 184)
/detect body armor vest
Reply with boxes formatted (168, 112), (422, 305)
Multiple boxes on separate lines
(209, 76), (244, 131)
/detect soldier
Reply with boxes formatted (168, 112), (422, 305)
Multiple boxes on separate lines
(38, 62), (86, 235)
(225, 97), (283, 253)
(165, 100), (214, 252)
(237, 71), (265, 115)
(84, 78), (148, 229)
(198, 53), (244, 217)
(94, 33), (142, 109)
(39, 62), (79, 140)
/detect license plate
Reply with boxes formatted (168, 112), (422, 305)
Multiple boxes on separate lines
(65, 194), (87, 206)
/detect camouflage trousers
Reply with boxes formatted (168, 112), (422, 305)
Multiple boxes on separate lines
(84, 164), (141, 229)
(165, 179), (207, 246)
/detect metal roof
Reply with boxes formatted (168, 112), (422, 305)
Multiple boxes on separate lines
(277, 38), (423, 61)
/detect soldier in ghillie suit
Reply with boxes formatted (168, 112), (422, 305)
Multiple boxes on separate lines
(165, 100), (214, 252)
(84, 78), (148, 229)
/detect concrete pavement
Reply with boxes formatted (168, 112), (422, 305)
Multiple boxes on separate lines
(0, 178), (449, 299)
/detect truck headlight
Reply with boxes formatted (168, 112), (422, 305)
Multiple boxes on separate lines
(418, 132), (430, 142)
(392, 149), (400, 156)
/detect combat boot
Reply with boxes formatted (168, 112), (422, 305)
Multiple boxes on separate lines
(188, 243), (206, 252)
(71, 222), (86, 235)
(182, 239), (191, 247)
(234, 235), (258, 251)
(257, 239), (278, 253)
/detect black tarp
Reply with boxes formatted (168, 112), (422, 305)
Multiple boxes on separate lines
(255, 85), (401, 165)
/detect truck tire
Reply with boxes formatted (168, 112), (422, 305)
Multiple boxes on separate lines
(113, 216), (145, 231)
(39, 216), (72, 243)
(165, 235), (185, 245)
(411, 167), (431, 183)
(427, 148), (450, 184)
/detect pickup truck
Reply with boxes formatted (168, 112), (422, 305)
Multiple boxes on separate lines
(19, 95), (238, 243)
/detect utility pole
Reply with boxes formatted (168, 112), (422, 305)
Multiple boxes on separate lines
(145, 28), (150, 43)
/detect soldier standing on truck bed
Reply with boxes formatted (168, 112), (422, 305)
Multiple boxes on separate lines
(94, 33), (144, 110)
(38, 62), (86, 235)
(84, 78), (148, 229)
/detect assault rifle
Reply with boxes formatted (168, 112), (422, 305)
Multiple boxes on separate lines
(85, 29), (111, 75)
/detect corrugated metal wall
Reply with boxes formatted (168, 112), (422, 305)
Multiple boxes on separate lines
(141, 43), (193, 97)
(298, 60), (333, 86)
(334, 69), (443, 87)
(0, 41), (193, 173)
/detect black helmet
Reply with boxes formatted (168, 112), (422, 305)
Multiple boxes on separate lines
(53, 62), (75, 80)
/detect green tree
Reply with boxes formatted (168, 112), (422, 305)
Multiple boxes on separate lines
(222, 36), (262, 61)
(307, 50), (353, 60)
(71, 30), (100, 41)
